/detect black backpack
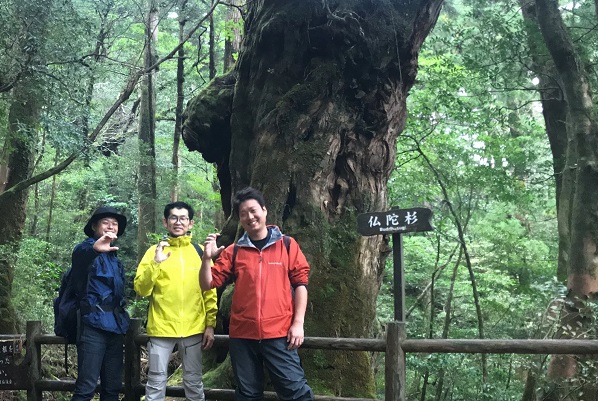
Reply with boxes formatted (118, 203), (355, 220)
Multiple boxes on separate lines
(53, 266), (80, 344)
(53, 265), (85, 375)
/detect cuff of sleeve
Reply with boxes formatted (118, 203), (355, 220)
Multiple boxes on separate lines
(149, 260), (162, 280)
(150, 259), (161, 267)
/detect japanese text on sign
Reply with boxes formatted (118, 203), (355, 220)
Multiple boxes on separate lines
(0, 338), (26, 390)
(357, 208), (433, 236)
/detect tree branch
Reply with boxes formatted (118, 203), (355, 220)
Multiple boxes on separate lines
(0, 73), (140, 201)
(0, 1), (222, 202)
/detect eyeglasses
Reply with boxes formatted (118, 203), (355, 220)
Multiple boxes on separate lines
(168, 216), (190, 223)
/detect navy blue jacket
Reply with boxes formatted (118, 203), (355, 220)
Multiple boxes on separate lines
(71, 237), (130, 334)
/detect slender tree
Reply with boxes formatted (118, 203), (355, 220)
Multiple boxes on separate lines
(29, 130), (47, 237)
(223, 0), (243, 73)
(435, 252), (462, 401)
(137, 0), (159, 258)
(45, 151), (60, 243)
(171, 0), (189, 202)
(413, 138), (488, 381)
(209, 0), (217, 80)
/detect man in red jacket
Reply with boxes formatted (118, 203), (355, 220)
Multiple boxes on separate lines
(200, 187), (313, 401)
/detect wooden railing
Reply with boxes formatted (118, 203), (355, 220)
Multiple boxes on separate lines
(5, 320), (598, 401)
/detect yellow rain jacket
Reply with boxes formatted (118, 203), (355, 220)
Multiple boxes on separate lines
(134, 235), (217, 337)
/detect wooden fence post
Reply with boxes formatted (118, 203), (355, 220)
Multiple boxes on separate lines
(26, 321), (42, 401)
(385, 322), (405, 401)
(124, 318), (142, 401)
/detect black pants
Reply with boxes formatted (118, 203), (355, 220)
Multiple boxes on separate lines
(229, 337), (313, 401)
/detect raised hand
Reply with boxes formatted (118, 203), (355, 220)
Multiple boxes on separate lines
(154, 240), (172, 263)
(93, 232), (119, 253)
(203, 233), (225, 260)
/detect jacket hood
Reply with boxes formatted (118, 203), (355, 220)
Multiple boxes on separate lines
(237, 225), (283, 248)
(164, 234), (193, 247)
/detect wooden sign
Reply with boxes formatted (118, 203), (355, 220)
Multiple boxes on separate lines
(357, 208), (433, 236)
(0, 338), (26, 389)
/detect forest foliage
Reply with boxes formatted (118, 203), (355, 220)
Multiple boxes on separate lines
(1, 0), (597, 400)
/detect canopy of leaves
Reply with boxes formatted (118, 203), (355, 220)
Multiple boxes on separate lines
(3, 0), (595, 399)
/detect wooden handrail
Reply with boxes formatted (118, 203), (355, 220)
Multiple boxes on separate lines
(34, 333), (598, 355)
(11, 320), (598, 401)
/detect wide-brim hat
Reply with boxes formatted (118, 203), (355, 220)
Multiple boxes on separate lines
(83, 206), (127, 237)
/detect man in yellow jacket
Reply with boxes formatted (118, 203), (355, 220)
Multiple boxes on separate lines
(135, 201), (218, 401)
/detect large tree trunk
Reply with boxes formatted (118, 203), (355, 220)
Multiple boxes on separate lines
(183, 0), (443, 395)
(137, 0), (159, 258)
(0, 0), (51, 334)
(534, 0), (598, 399)
(519, 0), (569, 281)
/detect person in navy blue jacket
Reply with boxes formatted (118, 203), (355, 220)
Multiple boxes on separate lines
(71, 206), (130, 401)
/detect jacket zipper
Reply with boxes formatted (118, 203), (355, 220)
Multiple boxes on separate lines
(179, 246), (185, 336)
(257, 250), (263, 339)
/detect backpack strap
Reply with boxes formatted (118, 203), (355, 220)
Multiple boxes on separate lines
(231, 243), (240, 272)
(192, 242), (204, 258)
(283, 235), (291, 253)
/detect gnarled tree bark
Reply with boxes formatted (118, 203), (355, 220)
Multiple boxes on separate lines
(183, 0), (443, 395)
